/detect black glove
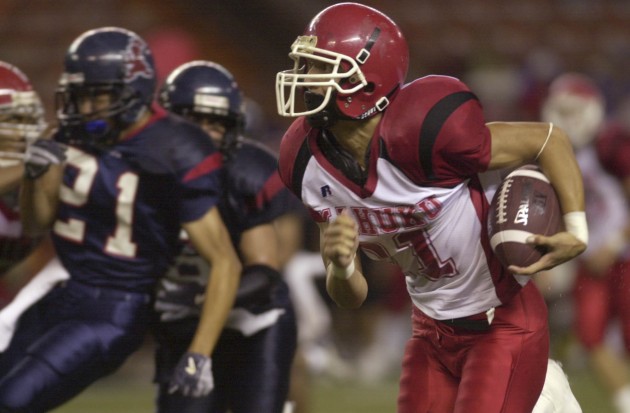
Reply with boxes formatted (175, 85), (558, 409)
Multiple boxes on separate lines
(24, 139), (66, 179)
(168, 352), (214, 397)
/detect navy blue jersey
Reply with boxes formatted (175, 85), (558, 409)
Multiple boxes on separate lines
(52, 108), (223, 294)
(153, 138), (299, 412)
(219, 138), (297, 245)
(155, 138), (297, 321)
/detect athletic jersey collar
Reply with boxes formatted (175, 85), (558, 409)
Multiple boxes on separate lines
(309, 126), (381, 199)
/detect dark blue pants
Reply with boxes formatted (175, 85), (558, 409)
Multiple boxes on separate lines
(0, 280), (151, 412)
(154, 283), (297, 413)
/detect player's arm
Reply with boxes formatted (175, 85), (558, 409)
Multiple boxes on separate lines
(231, 223), (288, 307)
(0, 163), (24, 194)
(19, 163), (63, 236)
(487, 121), (587, 274)
(319, 211), (367, 309)
(182, 206), (241, 357)
(1, 234), (56, 296)
(240, 223), (279, 268)
(18, 134), (66, 236)
(274, 212), (304, 268)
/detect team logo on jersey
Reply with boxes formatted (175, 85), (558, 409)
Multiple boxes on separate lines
(321, 185), (332, 197)
(124, 38), (154, 81)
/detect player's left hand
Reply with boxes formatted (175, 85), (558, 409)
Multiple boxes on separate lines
(168, 352), (214, 397)
(508, 231), (586, 275)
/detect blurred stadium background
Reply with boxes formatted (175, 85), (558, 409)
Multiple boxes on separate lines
(3, 0), (630, 412)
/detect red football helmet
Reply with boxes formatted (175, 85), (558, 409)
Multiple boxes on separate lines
(0, 61), (46, 165)
(276, 2), (409, 123)
(541, 72), (605, 149)
(0, 61), (44, 124)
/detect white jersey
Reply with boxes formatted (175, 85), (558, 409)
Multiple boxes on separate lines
(278, 76), (527, 320)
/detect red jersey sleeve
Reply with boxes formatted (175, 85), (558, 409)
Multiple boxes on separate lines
(380, 76), (492, 187)
(434, 93), (492, 178)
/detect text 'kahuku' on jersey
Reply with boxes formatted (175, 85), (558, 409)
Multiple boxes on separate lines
(278, 75), (529, 320)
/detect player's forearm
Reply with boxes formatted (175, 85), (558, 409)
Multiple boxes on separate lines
(325, 262), (368, 309)
(535, 126), (585, 214)
(188, 257), (241, 356)
(19, 167), (61, 236)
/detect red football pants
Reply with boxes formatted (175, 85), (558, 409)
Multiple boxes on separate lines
(573, 260), (630, 351)
(398, 282), (549, 413)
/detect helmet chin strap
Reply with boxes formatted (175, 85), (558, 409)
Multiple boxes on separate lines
(304, 90), (351, 129)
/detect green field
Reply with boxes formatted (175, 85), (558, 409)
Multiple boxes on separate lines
(51, 351), (614, 413)
(52, 376), (401, 413)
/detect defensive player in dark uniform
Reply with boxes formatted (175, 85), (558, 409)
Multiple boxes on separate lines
(154, 60), (298, 413)
(275, 3), (586, 413)
(0, 28), (241, 412)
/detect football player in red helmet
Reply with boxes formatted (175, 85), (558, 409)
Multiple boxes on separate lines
(543, 73), (630, 413)
(0, 62), (67, 396)
(275, 3), (587, 413)
(0, 61), (57, 308)
(0, 61), (47, 192)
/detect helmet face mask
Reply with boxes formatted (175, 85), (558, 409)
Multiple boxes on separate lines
(275, 3), (409, 124)
(0, 61), (46, 166)
(56, 27), (156, 149)
(276, 35), (367, 117)
(160, 60), (244, 157)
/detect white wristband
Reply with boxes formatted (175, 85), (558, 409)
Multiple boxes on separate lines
(563, 211), (588, 245)
(328, 259), (356, 280)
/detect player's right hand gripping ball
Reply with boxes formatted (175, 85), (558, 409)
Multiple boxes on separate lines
(168, 352), (214, 397)
(488, 165), (561, 268)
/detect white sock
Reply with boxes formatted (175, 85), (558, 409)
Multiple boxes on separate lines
(615, 384), (630, 413)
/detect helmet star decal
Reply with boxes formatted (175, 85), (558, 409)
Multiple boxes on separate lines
(125, 38), (154, 82)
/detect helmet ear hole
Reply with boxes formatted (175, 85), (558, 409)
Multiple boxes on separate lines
(364, 82), (375, 94)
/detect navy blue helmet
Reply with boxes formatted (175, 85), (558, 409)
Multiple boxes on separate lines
(159, 60), (244, 155)
(56, 27), (156, 148)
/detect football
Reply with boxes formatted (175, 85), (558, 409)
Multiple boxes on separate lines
(488, 165), (562, 269)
